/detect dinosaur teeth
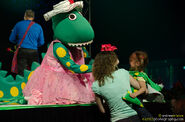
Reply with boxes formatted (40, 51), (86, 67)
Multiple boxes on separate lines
(68, 40), (93, 47)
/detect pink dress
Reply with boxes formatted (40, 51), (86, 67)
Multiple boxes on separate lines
(23, 40), (95, 105)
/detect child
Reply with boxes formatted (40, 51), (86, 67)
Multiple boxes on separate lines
(129, 51), (164, 102)
(128, 50), (164, 119)
(91, 44), (141, 122)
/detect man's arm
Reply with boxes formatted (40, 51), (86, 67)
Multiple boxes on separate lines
(9, 25), (17, 44)
(37, 26), (45, 46)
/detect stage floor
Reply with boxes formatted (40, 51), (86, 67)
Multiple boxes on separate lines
(0, 103), (95, 110)
(0, 103), (110, 122)
(0, 102), (175, 122)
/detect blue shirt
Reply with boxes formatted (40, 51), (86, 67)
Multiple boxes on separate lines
(92, 69), (137, 122)
(9, 20), (44, 50)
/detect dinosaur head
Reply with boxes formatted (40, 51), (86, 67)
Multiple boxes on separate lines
(44, 0), (94, 47)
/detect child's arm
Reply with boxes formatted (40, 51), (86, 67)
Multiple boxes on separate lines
(95, 94), (105, 113)
(130, 78), (147, 98)
(129, 75), (140, 90)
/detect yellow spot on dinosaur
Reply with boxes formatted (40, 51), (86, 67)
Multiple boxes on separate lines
(9, 103), (20, 105)
(56, 47), (66, 58)
(0, 90), (4, 98)
(133, 77), (137, 79)
(140, 104), (144, 107)
(21, 82), (26, 90)
(134, 72), (139, 76)
(28, 71), (34, 80)
(3, 101), (20, 105)
(83, 52), (87, 58)
(80, 65), (88, 72)
(10, 87), (19, 97)
(3, 101), (10, 102)
(66, 62), (71, 67)
(122, 97), (126, 100)
(69, 70), (75, 74)
(133, 89), (138, 93)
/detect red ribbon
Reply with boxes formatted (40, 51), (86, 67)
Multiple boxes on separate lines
(101, 44), (117, 52)
(68, 0), (74, 4)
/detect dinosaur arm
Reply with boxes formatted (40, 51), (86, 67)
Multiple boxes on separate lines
(82, 47), (91, 58)
(82, 47), (94, 65)
(53, 43), (92, 73)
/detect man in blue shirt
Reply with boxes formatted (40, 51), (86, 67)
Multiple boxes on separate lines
(9, 9), (45, 76)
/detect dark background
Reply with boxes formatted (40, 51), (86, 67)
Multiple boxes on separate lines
(0, 0), (185, 89)
(90, 0), (185, 62)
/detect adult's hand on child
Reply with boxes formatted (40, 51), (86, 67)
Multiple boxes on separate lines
(130, 93), (137, 98)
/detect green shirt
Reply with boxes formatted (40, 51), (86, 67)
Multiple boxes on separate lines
(92, 69), (137, 122)
(129, 71), (162, 92)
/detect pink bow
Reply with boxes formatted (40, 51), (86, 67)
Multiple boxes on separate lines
(101, 44), (117, 51)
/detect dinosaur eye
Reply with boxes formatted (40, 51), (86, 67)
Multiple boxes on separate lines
(68, 13), (77, 20)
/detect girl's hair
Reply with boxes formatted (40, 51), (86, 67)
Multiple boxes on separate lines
(129, 51), (149, 72)
(92, 51), (118, 87)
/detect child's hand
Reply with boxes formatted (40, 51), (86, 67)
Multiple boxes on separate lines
(130, 93), (137, 98)
(145, 88), (149, 94)
(158, 83), (164, 89)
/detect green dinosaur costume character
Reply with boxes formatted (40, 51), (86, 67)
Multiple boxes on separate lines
(0, 62), (39, 105)
(44, 0), (94, 73)
(22, 0), (95, 105)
